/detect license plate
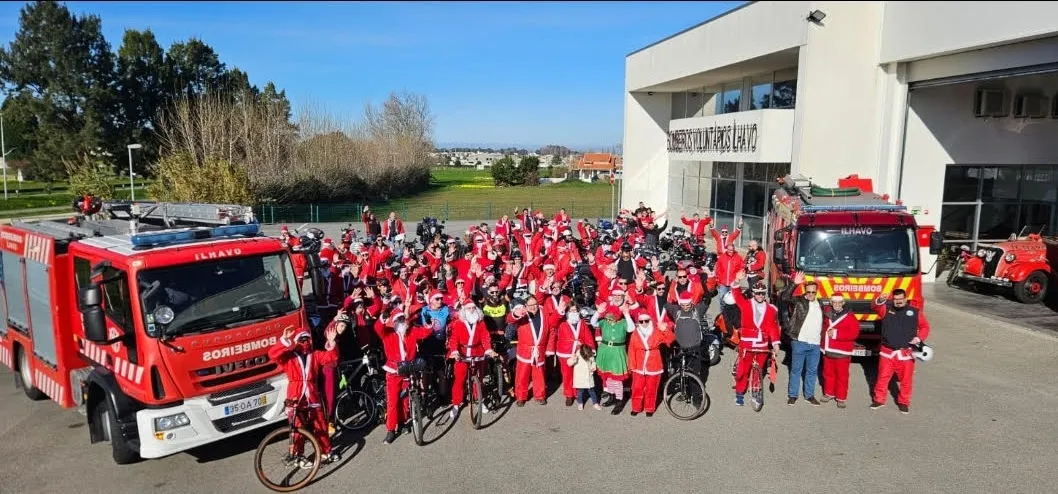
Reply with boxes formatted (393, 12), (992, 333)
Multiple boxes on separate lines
(852, 349), (869, 357)
(224, 394), (268, 416)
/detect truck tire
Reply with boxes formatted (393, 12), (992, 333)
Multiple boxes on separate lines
(92, 395), (141, 465)
(16, 347), (46, 401)
(1014, 271), (1048, 304)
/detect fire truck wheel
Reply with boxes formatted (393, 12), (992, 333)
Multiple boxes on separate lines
(15, 347), (46, 401)
(1014, 271), (1048, 304)
(93, 397), (140, 465)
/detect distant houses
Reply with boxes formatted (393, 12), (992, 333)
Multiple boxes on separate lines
(571, 153), (622, 182)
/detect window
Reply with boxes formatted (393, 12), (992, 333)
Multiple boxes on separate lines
(978, 203), (1021, 240)
(942, 166), (981, 202)
(101, 267), (134, 332)
(73, 257), (91, 289)
(718, 83), (741, 114)
(712, 162), (737, 179)
(980, 166), (1020, 201)
(772, 79), (796, 109)
(741, 181), (769, 217)
(2, 252), (27, 331)
(795, 227), (918, 274)
(939, 204), (976, 241)
(713, 179), (737, 212)
(750, 78), (772, 110)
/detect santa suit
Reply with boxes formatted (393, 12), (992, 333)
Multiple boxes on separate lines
(711, 226), (742, 251)
(374, 317), (434, 432)
(871, 301), (931, 407)
(553, 212), (571, 226)
(714, 251), (744, 288)
(381, 218), (405, 240)
(820, 307), (862, 402)
(507, 309), (558, 401)
(551, 317), (596, 399)
(728, 289), (781, 396)
(744, 249), (766, 287)
(268, 331), (338, 455)
(632, 290), (674, 328)
(627, 322), (676, 414)
(447, 317), (492, 406)
(495, 219), (512, 238)
(666, 277), (705, 305)
(680, 216), (712, 242)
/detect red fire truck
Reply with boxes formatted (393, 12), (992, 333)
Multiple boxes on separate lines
(0, 200), (305, 464)
(767, 175), (940, 356)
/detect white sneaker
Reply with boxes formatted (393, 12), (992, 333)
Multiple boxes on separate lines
(450, 407), (460, 420)
(577, 403), (584, 410)
(482, 402), (491, 414)
(593, 404), (602, 411)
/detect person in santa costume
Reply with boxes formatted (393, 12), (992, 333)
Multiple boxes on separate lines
(447, 301), (500, 419)
(870, 288), (931, 414)
(679, 211), (712, 243)
(710, 218), (743, 252)
(373, 303), (434, 445)
(724, 270), (781, 408)
(267, 325), (341, 465)
(507, 296), (558, 406)
(551, 303), (596, 406)
(820, 294), (861, 409)
(590, 291), (635, 415)
(627, 311), (676, 417)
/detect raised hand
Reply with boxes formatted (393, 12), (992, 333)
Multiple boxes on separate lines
(325, 325), (338, 343)
(282, 326), (295, 341)
(793, 270), (806, 285)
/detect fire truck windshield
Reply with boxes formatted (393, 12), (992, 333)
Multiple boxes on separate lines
(795, 227), (918, 275)
(137, 252), (301, 338)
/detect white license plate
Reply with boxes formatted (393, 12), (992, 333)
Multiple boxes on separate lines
(852, 349), (869, 357)
(224, 394), (269, 416)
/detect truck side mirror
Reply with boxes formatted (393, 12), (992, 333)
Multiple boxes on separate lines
(928, 231), (943, 256)
(78, 285), (108, 344)
(772, 242), (786, 266)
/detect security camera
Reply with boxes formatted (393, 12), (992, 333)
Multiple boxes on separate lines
(647, 91), (654, 96)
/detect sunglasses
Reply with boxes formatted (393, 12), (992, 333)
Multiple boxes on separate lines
(753, 291), (767, 296)
(637, 320), (651, 324)
(487, 291), (500, 295)
(677, 275), (688, 279)
(805, 290), (817, 295)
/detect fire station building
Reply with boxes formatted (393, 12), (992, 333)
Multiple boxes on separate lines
(622, 1), (1058, 281)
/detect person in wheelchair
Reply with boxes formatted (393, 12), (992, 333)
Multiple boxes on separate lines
(665, 292), (710, 377)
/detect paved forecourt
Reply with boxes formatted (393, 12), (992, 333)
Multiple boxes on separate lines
(1, 300), (1056, 493)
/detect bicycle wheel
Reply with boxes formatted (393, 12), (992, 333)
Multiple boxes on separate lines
(410, 391), (426, 446)
(334, 390), (376, 432)
(254, 426), (322, 492)
(663, 372), (707, 420)
(469, 376), (484, 430)
(493, 359), (507, 398)
(749, 365), (764, 412)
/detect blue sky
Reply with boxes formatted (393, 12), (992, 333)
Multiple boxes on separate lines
(0, 1), (743, 150)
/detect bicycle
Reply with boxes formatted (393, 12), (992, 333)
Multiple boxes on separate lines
(663, 347), (710, 420)
(453, 354), (491, 430)
(397, 358), (431, 446)
(333, 346), (387, 432)
(738, 348), (778, 412)
(488, 332), (515, 401)
(253, 401), (324, 492)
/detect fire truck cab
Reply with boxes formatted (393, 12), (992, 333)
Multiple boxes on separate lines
(767, 175), (936, 356)
(0, 200), (303, 464)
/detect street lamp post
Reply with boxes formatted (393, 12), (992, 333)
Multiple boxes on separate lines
(1, 112), (9, 200)
(127, 143), (142, 201)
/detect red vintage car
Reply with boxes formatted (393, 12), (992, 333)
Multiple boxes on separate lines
(947, 229), (1052, 304)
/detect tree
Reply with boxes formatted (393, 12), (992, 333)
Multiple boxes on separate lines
(490, 156), (517, 186)
(520, 156), (540, 187)
(165, 38), (226, 100)
(65, 152), (117, 198)
(116, 29), (167, 174)
(148, 152), (253, 204)
(0, 1), (118, 181)
(550, 154), (562, 166)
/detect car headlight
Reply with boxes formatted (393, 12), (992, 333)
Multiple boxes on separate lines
(1004, 253), (1016, 263)
(154, 413), (191, 432)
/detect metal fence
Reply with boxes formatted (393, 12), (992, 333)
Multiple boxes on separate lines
(255, 200), (616, 224)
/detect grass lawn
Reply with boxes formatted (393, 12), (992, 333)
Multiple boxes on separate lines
(259, 167), (619, 223)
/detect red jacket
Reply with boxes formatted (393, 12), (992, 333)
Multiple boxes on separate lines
(627, 326), (676, 375)
(495, 219), (512, 237)
(714, 251), (744, 287)
(711, 226), (742, 251)
(381, 218), (405, 238)
(745, 249), (766, 276)
(507, 310), (559, 367)
(730, 288), (781, 351)
(551, 319), (596, 358)
(373, 320), (434, 374)
(821, 307), (861, 356)
(666, 278), (705, 305)
(447, 319), (491, 358)
(632, 292), (674, 329)
(268, 336), (338, 406)
(680, 216), (711, 239)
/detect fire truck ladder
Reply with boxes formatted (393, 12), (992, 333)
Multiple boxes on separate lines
(100, 201), (255, 228)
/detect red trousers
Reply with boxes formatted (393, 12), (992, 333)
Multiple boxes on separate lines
(733, 349), (769, 395)
(558, 358), (576, 398)
(451, 361), (485, 406)
(385, 373), (409, 432)
(322, 365), (337, 421)
(629, 372), (661, 413)
(515, 361), (547, 401)
(873, 354), (915, 406)
(821, 356), (852, 401)
(291, 406), (331, 455)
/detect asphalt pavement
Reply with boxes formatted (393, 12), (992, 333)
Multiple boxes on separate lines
(1, 298), (1056, 493)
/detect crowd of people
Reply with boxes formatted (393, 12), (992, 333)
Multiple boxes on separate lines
(268, 201), (930, 449)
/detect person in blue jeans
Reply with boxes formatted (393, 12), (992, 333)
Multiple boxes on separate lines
(780, 271), (826, 406)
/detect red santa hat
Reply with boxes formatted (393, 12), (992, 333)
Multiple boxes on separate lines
(293, 329), (311, 341)
(429, 290), (444, 301)
(610, 289), (626, 296)
(678, 292), (693, 305)
(720, 224), (729, 233)
(320, 248), (335, 262)
(323, 237), (334, 247)
(462, 301), (477, 310)
(561, 229), (572, 236)
(280, 225), (290, 234)
(388, 308), (406, 324)
(542, 264), (556, 271)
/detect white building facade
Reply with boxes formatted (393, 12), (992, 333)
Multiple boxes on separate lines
(623, 1), (1058, 281)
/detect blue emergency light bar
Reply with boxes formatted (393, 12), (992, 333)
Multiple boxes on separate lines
(801, 204), (907, 213)
(129, 223), (260, 248)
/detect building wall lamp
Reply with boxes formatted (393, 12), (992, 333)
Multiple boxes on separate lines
(806, 9), (826, 24)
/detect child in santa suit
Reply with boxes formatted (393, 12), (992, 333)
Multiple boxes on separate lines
(626, 313), (676, 416)
(267, 325), (341, 466)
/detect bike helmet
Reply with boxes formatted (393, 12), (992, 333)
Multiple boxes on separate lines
(911, 342), (934, 362)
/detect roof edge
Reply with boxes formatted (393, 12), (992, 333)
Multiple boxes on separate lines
(626, 1), (757, 58)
